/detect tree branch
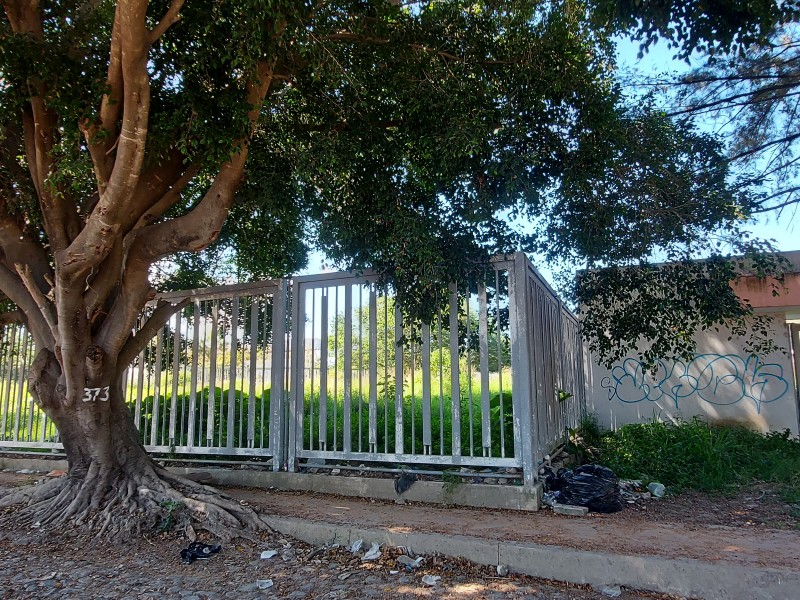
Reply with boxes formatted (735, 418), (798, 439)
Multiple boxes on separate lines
(0, 261), (53, 349)
(149, 0), (185, 44)
(117, 298), (189, 368)
(98, 61), (277, 357)
(0, 199), (53, 294)
(82, 0), (125, 195)
(59, 0), (152, 279)
(15, 261), (57, 334)
(0, 309), (23, 326)
(131, 164), (199, 231)
(129, 61), (277, 263)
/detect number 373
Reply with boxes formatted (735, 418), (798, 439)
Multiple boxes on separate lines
(81, 386), (110, 403)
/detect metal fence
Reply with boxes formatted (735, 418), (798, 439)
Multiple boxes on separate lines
(0, 253), (585, 487)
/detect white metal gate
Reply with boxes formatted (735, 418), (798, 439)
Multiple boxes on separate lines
(0, 254), (585, 487)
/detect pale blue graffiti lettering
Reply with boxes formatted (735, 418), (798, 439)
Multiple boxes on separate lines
(600, 354), (789, 414)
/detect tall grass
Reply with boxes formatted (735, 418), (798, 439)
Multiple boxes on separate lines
(129, 371), (515, 458)
(576, 416), (800, 504)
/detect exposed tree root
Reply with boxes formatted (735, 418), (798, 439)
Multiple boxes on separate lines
(0, 464), (270, 542)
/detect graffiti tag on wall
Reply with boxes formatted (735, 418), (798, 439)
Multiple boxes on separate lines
(600, 354), (789, 413)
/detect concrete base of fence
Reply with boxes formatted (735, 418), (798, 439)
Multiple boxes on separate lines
(0, 457), (540, 511)
(167, 466), (542, 511)
(262, 515), (800, 600)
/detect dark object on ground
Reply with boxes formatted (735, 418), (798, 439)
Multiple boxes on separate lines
(394, 472), (418, 495)
(542, 464), (622, 513)
(181, 541), (222, 564)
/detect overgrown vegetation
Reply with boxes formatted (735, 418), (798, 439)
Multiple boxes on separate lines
(571, 416), (800, 506)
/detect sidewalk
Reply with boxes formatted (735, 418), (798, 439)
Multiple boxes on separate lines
(226, 485), (800, 600)
(3, 461), (799, 599)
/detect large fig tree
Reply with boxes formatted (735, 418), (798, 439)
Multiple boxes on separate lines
(0, 0), (770, 538)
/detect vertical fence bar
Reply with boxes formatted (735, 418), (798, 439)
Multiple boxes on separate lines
(288, 282), (305, 470)
(368, 286), (378, 451)
(309, 290), (316, 451)
(421, 322), (432, 454)
(495, 269), (506, 458)
(259, 298), (267, 449)
(478, 283), (491, 456)
(319, 292), (328, 449)
(135, 346), (145, 433)
(448, 285), (461, 456)
(150, 327), (164, 446)
(143, 335), (153, 444)
(343, 286), (352, 454)
(207, 301), (219, 445)
(383, 296), (389, 454)
(357, 289), (363, 453)
(169, 311), (181, 445)
(1, 325), (16, 439)
(410, 328), (415, 455)
(271, 282), (287, 470)
(188, 301), (200, 447)
(333, 288), (339, 452)
(437, 308), (444, 454)
(12, 330), (29, 441)
(10, 329), (23, 441)
(394, 304), (404, 454)
(509, 253), (537, 489)
(465, 290), (474, 456)
(226, 297), (239, 448)
(248, 298), (259, 448)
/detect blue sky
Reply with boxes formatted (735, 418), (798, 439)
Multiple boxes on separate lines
(616, 38), (799, 253)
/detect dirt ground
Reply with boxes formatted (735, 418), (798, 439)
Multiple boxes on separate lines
(1, 469), (798, 599)
(0, 473), (674, 600)
(229, 484), (800, 570)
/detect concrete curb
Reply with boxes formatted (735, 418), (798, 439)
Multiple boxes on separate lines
(0, 458), (539, 511)
(262, 514), (800, 600)
(166, 466), (541, 511)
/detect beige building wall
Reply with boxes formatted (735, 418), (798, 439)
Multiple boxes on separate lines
(586, 252), (800, 435)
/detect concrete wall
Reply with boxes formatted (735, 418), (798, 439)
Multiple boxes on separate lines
(586, 315), (800, 435)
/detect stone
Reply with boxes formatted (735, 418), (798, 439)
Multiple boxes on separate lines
(553, 503), (589, 516)
(496, 564), (509, 576)
(361, 543), (381, 561)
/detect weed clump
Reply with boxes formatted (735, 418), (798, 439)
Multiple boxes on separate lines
(570, 416), (800, 505)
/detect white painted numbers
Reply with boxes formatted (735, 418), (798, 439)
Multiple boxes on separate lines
(81, 386), (110, 403)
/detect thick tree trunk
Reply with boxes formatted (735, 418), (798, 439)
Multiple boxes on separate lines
(0, 348), (267, 540)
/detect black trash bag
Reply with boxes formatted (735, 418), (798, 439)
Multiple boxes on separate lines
(539, 466), (572, 492)
(556, 464), (622, 513)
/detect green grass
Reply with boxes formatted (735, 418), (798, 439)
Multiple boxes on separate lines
(131, 382), (514, 458)
(573, 416), (800, 505)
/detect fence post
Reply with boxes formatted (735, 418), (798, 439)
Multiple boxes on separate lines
(508, 252), (538, 490)
(270, 280), (288, 472)
(287, 279), (305, 472)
